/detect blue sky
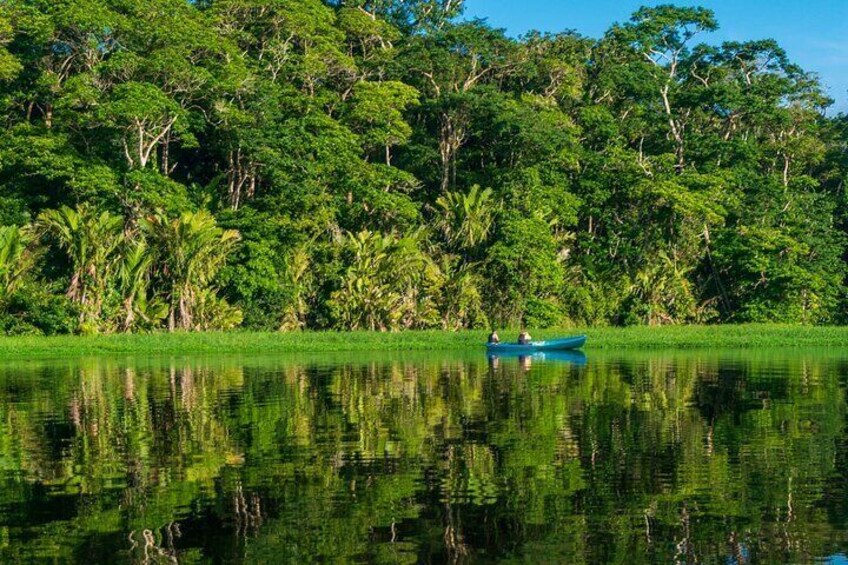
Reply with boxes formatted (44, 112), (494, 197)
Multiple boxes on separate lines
(463, 0), (848, 112)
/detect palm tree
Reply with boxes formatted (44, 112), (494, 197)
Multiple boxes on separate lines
(0, 225), (34, 303)
(437, 254), (486, 330)
(433, 186), (496, 328)
(331, 230), (441, 331)
(280, 245), (314, 331)
(434, 185), (496, 253)
(142, 210), (240, 331)
(116, 239), (162, 332)
(629, 252), (697, 325)
(37, 204), (124, 328)
(332, 230), (397, 331)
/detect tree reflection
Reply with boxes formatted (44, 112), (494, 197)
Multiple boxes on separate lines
(0, 351), (844, 562)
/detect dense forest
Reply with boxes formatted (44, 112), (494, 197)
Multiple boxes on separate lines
(0, 0), (845, 334)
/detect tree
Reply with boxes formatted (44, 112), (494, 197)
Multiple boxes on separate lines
(0, 1), (846, 334)
(399, 21), (517, 192)
(486, 212), (565, 327)
(434, 184), (495, 253)
(0, 225), (33, 302)
(346, 80), (419, 164)
(36, 204), (124, 331)
(329, 230), (440, 330)
(607, 6), (718, 170)
(327, 0), (465, 32)
(0, 12), (21, 82)
(116, 239), (165, 332)
(142, 210), (240, 331)
(100, 82), (181, 169)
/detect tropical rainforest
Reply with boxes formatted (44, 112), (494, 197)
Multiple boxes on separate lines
(0, 0), (845, 334)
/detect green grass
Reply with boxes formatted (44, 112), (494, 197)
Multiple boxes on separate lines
(0, 324), (846, 359)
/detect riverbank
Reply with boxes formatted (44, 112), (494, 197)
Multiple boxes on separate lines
(0, 325), (845, 359)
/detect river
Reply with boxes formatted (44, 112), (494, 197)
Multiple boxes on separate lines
(0, 349), (846, 563)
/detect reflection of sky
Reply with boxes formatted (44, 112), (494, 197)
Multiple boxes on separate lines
(824, 555), (848, 564)
(463, 0), (848, 113)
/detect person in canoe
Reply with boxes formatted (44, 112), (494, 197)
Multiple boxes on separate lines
(488, 330), (501, 344)
(518, 330), (532, 345)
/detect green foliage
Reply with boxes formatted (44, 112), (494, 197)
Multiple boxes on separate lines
(0, 1), (846, 334)
(434, 184), (496, 252)
(116, 239), (166, 332)
(486, 212), (566, 326)
(0, 283), (78, 335)
(329, 230), (441, 330)
(0, 224), (79, 333)
(0, 13), (21, 81)
(216, 208), (299, 330)
(36, 204), (125, 331)
(141, 210), (241, 331)
(0, 225), (32, 302)
(346, 80), (420, 162)
(328, 0), (465, 32)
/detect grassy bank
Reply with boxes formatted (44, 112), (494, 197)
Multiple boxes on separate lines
(0, 325), (846, 360)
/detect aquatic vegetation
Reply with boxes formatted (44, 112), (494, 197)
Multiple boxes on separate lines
(0, 324), (845, 359)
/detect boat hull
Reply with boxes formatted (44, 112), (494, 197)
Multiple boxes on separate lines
(486, 335), (586, 354)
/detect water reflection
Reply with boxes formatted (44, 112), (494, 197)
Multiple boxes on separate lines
(488, 350), (588, 370)
(0, 350), (846, 563)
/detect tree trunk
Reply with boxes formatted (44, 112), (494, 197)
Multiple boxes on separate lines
(439, 112), (467, 192)
(168, 305), (176, 332)
(179, 288), (192, 330)
(122, 297), (135, 333)
(161, 130), (171, 177)
(660, 84), (685, 171)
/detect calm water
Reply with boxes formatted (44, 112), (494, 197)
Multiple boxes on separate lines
(1, 350), (848, 563)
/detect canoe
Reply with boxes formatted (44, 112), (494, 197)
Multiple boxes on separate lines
(486, 335), (586, 354)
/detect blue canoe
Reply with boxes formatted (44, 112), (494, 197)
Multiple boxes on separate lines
(486, 335), (587, 354)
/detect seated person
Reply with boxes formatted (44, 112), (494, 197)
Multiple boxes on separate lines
(518, 330), (532, 345)
(488, 330), (501, 344)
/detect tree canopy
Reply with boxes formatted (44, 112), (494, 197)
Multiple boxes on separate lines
(0, 0), (846, 334)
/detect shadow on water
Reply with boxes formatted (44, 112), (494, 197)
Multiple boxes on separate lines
(0, 348), (847, 563)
